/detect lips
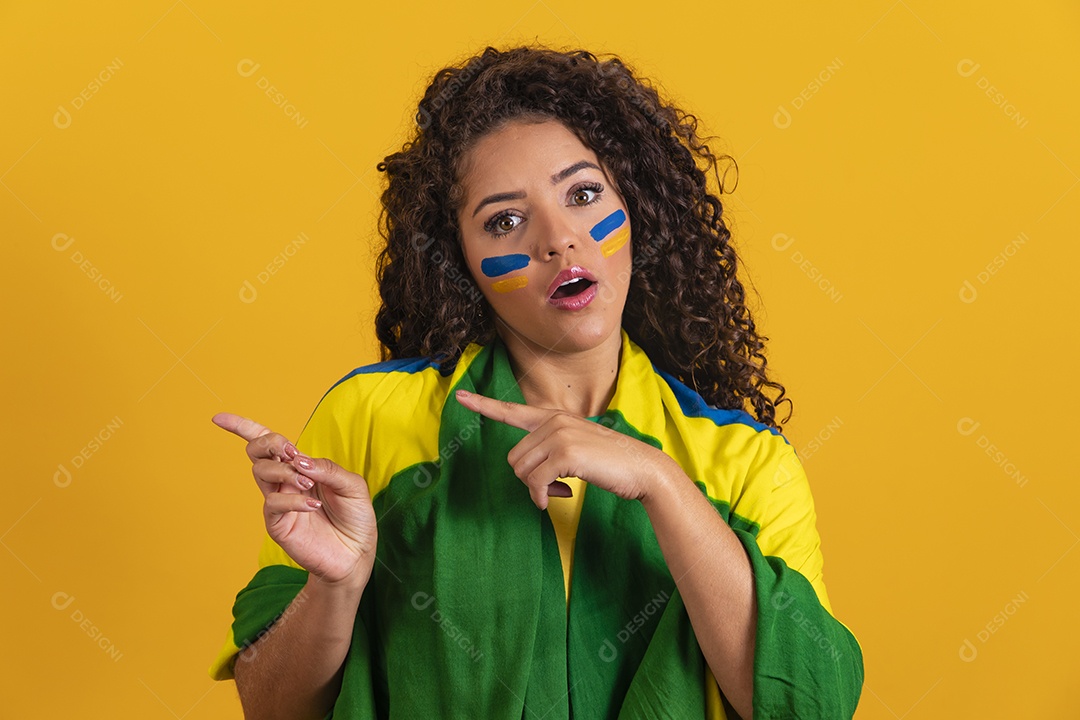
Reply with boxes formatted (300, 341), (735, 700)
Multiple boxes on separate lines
(546, 266), (598, 300)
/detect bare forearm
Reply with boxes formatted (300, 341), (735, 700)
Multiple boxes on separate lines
(233, 569), (370, 720)
(641, 459), (757, 720)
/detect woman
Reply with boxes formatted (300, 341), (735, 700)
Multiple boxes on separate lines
(209, 45), (864, 719)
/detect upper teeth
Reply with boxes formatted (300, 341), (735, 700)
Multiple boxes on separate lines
(559, 278), (584, 287)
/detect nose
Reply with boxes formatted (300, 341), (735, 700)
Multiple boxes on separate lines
(535, 206), (580, 259)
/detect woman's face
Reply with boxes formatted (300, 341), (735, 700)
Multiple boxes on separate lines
(455, 117), (633, 355)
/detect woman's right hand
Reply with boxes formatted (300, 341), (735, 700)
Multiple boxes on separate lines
(212, 412), (377, 585)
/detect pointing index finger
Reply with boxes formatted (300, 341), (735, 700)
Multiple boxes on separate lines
(212, 412), (273, 443)
(454, 390), (550, 432)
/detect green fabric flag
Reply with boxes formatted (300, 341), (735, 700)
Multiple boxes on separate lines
(225, 332), (864, 718)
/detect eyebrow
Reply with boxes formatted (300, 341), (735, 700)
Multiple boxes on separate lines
(470, 160), (601, 218)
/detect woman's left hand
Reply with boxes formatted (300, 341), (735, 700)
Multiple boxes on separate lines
(454, 389), (677, 510)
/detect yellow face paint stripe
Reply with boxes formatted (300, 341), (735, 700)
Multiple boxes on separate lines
(600, 227), (630, 257)
(492, 275), (529, 293)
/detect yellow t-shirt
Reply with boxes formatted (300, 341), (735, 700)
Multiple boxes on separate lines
(546, 475), (587, 606)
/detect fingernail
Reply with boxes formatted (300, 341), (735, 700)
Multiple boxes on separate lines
(283, 442), (297, 459)
(296, 456), (314, 470)
(297, 475), (313, 489)
(456, 389), (470, 398)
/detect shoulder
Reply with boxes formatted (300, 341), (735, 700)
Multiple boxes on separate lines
(652, 363), (787, 444)
(647, 362), (798, 491)
(315, 353), (457, 409)
(297, 343), (488, 496)
(612, 334), (799, 502)
(646, 363), (832, 604)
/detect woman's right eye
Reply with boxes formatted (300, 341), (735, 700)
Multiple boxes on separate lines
(484, 212), (523, 238)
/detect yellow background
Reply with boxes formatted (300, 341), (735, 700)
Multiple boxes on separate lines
(3, 2), (1076, 717)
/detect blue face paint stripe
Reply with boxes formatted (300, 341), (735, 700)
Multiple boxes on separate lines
(481, 253), (531, 277)
(589, 209), (626, 241)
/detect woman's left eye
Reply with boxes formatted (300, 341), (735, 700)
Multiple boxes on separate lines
(571, 182), (604, 206)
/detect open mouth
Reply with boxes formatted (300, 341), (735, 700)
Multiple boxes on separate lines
(550, 277), (595, 299)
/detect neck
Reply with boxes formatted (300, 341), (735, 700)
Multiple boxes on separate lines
(495, 323), (623, 418)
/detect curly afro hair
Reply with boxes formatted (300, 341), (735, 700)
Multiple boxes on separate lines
(374, 43), (793, 430)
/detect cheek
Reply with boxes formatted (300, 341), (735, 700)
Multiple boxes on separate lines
(589, 209), (630, 258)
(480, 253), (531, 294)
